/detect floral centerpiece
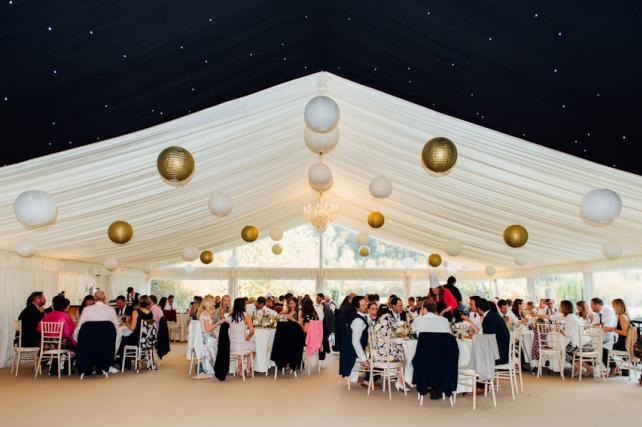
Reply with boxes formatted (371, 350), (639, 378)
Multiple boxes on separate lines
(394, 322), (413, 339)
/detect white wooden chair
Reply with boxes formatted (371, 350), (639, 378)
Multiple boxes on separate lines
(187, 320), (204, 376)
(536, 323), (565, 380)
(451, 369), (479, 410)
(572, 326), (606, 381)
(494, 333), (520, 400)
(35, 321), (72, 379)
(230, 321), (254, 381)
(610, 349), (640, 381)
(369, 329), (407, 400)
(11, 320), (39, 376)
(122, 319), (156, 374)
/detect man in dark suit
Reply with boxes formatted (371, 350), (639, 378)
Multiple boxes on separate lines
(390, 296), (407, 323)
(114, 295), (128, 322)
(477, 298), (510, 365)
(17, 291), (46, 347)
(125, 287), (139, 305)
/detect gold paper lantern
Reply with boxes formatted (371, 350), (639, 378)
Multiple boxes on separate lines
(503, 224), (529, 248)
(359, 246), (370, 257)
(200, 250), (214, 264)
(421, 137), (458, 173)
(157, 146), (195, 182)
(272, 244), (283, 255)
(367, 211), (385, 228)
(108, 220), (133, 244)
(428, 253), (442, 267)
(241, 225), (259, 242)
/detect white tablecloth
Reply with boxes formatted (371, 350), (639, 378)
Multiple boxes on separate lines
(396, 337), (472, 386)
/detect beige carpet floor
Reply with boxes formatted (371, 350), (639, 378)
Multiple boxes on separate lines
(1, 344), (639, 427)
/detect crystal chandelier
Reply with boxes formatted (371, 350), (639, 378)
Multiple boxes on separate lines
(303, 193), (338, 232)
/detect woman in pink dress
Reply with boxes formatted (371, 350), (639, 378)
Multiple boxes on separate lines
(37, 296), (76, 349)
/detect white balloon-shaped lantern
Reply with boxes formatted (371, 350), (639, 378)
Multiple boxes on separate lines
(484, 265), (496, 277)
(304, 126), (339, 155)
(304, 96), (340, 133)
(142, 264), (153, 274)
(208, 193), (233, 217)
(227, 254), (240, 268)
(580, 189), (622, 224)
(16, 240), (37, 257)
(514, 254), (528, 266)
(14, 190), (57, 227)
(356, 231), (369, 245)
(182, 247), (199, 262)
(308, 162), (333, 192)
(184, 264), (195, 273)
(602, 241), (623, 260)
(369, 176), (393, 199)
(104, 258), (119, 271)
(269, 227), (284, 241)
(444, 240), (463, 257)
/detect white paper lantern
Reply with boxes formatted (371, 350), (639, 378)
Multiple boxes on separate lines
(369, 176), (393, 199)
(227, 254), (240, 268)
(304, 96), (340, 132)
(270, 227), (284, 241)
(445, 240), (463, 257)
(304, 126), (339, 155)
(208, 193), (233, 217)
(184, 264), (195, 273)
(401, 257), (415, 269)
(182, 247), (199, 262)
(356, 231), (369, 245)
(580, 189), (622, 224)
(104, 258), (119, 271)
(308, 162), (333, 192)
(602, 241), (623, 260)
(142, 264), (153, 274)
(16, 240), (37, 257)
(514, 254), (528, 266)
(484, 265), (496, 277)
(14, 190), (57, 227)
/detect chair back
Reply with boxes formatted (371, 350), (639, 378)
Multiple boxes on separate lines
(187, 319), (204, 359)
(578, 325), (602, 353)
(40, 321), (64, 352)
(536, 323), (562, 352)
(305, 320), (323, 355)
(138, 319), (157, 351)
(14, 320), (22, 347)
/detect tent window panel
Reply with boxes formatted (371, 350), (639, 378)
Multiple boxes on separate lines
(532, 274), (583, 302)
(594, 270), (642, 320)
(458, 280), (492, 300)
(150, 279), (228, 309)
(237, 280), (316, 298)
(496, 278), (528, 300)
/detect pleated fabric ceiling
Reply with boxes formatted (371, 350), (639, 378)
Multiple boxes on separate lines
(2, 72), (642, 271)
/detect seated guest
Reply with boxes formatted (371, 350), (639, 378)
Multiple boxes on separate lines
(38, 296), (76, 349)
(558, 300), (590, 375)
(524, 301), (536, 318)
(407, 296), (417, 313)
(18, 291), (46, 347)
(77, 291), (119, 331)
(389, 296), (407, 323)
(576, 300), (592, 323)
(298, 298), (319, 333)
(265, 296), (276, 310)
(606, 298), (630, 376)
(79, 295), (94, 315)
(120, 295), (154, 357)
(507, 299), (524, 326)
(158, 296), (168, 311)
(283, 296), (300, 320)
(477, 298), (510, 365)
(372, 301), (405, 391)
(538, 298), (557, 317)
(188, 296), (202, 320)
(412, 298), (451, 334)
(214, 295), (221, 309)
(229, 297), (255, 375)
(114, 295), (127, 322)
(194, 295), (227, 380)
(149, 295), (164, 329)
(246, 296), (278, 317)
(460, 296), (483, 333)
(497, 299), (511, 327)
(590, 297), (617, 367)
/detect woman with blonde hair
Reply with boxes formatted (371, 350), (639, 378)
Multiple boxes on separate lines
(194, 295), (227, 379)
(605, 299), (630, 376)
(576, 301), (591, 322)
(214, 295), (232, 323)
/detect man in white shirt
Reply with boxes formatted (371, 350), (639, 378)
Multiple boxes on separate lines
(590, 297), (618, 366)
(537, 298), (557, 316)
(314, 294), (325, 321)
(165, 295), (176, 310)
(77, 290), (119, 333)
(412, 298), (451, 334)
(246, 296), (277, 317)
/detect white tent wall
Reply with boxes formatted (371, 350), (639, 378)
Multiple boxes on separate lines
(0, 250), (147, 367)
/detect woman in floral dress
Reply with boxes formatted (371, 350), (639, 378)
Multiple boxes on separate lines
(371, 305), (406, 391)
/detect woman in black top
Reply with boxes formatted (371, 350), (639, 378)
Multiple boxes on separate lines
(299, 298), (318, 333)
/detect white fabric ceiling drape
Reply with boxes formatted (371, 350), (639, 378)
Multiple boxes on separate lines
(1, 72), (642, 272)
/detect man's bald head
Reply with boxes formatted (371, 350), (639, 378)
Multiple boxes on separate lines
(94, 290), (106, 303)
